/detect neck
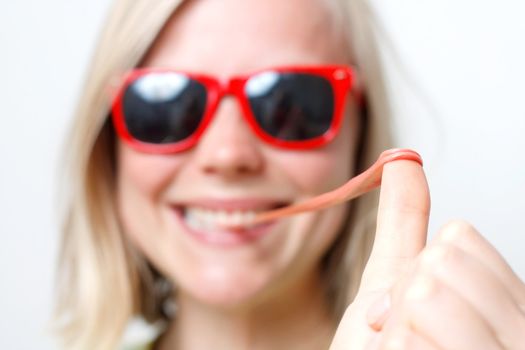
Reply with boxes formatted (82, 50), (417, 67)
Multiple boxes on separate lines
(157, 270), (336, 350)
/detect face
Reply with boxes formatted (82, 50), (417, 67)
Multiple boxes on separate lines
(116, 0), (361, 308)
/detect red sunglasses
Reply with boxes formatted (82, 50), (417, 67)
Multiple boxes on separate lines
(111, 65), (358, 153)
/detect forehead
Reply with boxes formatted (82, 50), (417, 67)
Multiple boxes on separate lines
(142, 0), (350, 77)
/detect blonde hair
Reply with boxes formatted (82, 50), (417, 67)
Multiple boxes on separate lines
(54, 0), (393, 348)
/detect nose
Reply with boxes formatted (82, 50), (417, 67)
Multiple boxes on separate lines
(193, 97), (264, 178)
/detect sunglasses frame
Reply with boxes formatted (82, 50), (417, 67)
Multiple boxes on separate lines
(111, 65), (357, 154)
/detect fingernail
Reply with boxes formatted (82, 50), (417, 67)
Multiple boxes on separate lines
(367, 292), (391, 330)
(406, 274), (435, 300)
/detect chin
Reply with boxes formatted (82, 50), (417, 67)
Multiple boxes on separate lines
(172, 267), (278, 309)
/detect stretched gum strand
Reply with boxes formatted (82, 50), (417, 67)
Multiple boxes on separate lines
(248, 148), (423, 226)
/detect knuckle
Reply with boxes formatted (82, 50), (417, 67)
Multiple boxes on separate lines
(380, 333), (407, 350)
(405, 269), (437, 301)
(436, 219), (479, 244)
(420, 243), (460, 268)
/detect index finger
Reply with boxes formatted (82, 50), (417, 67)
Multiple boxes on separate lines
(359, 160), (430, 294)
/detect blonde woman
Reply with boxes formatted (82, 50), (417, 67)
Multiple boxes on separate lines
(55, 0), (525, 349)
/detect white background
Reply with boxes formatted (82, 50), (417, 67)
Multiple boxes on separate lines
(1, 1), (524, 348)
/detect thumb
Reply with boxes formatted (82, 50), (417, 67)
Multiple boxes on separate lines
(358, 159), (430, 295)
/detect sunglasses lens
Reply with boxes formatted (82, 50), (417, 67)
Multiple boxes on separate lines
(246, 72), (334, 141)
(122, 72), (207, 144)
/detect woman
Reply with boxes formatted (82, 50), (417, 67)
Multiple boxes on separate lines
(55, 0), (525, 349)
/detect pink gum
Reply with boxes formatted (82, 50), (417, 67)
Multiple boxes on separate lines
(250, 148), (423, 225)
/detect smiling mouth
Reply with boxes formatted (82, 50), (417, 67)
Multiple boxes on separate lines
(173, 201), (289, 231)
(185, 207), (258, 230)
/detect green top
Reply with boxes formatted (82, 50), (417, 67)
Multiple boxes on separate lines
(123, 342), (154, 350)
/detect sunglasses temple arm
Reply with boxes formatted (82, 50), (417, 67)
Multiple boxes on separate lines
(250, 149), (423, 225)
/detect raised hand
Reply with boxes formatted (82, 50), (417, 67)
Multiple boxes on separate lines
(368, 222), (525, 349)
(330, 159), (430, 349)
(330, 160), (525, 349)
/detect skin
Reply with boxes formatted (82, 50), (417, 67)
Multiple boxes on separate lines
(330, 161), (525, 350)
(116, 0), (360, 349)
(115, 0), (525, 349)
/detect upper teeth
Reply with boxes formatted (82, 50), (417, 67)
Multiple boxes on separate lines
(184, 207), (257, 230)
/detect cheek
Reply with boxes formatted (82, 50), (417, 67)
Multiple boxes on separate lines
(117, 143), (181, 195)
(115, 142), (183, 248)
(270, 111), (359, 270)
(277, 150), (349, 195)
